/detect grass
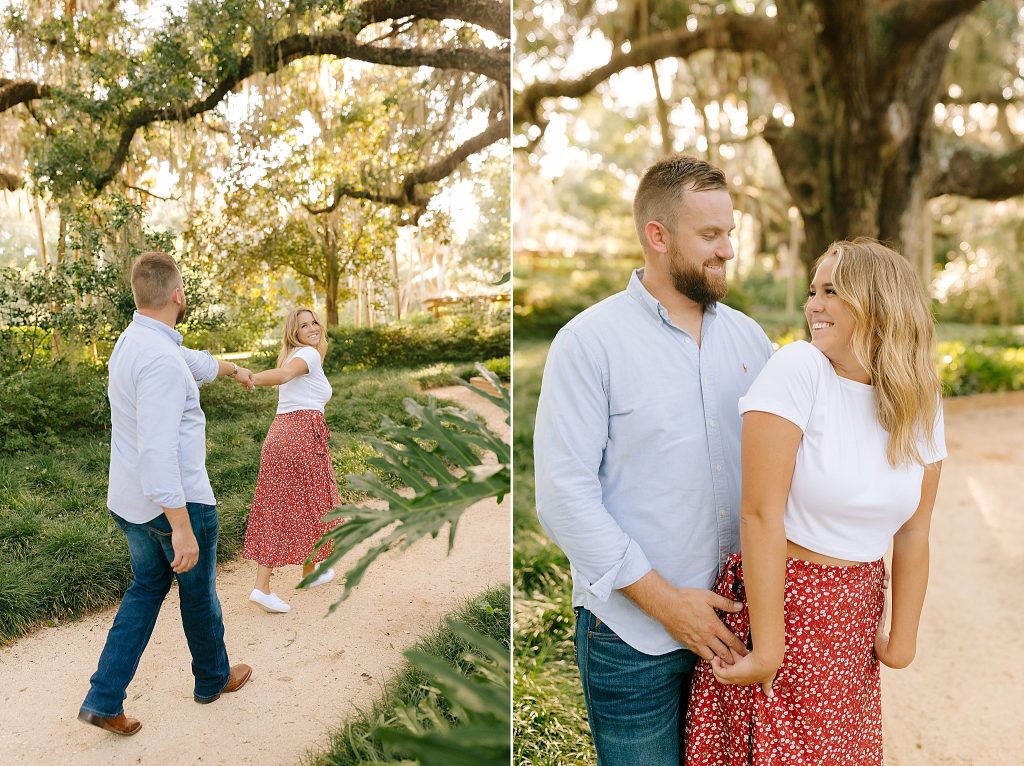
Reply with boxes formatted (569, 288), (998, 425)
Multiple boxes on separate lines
(305, 585), (510, 765)
(0, 367), (428, 645)
(511, 337), (595, 765)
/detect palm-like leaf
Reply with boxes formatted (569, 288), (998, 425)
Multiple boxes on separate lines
(300, 366), (510, 612)
(362, 620), (511, 766)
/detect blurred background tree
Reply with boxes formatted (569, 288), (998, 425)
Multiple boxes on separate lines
(514, 0), (1024, 328)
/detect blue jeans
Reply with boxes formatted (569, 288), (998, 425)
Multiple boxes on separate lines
(575, 607), (698, 766)
(80, 503), (231, 717)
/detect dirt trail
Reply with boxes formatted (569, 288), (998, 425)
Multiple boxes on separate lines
(0, 386), (509, 766)
(882, 392), (1024, 765)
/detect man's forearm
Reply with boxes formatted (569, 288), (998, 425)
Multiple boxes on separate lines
(163, 505), (191, 531)
(620, 569), (672, 623)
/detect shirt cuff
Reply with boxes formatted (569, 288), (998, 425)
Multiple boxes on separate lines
(581, 539), (652, 602)
(144, 486), (187, 509)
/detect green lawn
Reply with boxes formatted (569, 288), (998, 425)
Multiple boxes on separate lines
(512, 338), (594, 766)
(0, 367), (429, 645)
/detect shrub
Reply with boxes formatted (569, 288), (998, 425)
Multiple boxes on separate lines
(0, 363), (110, 454)
(938, 341), (1024, 396)
(324, 320), (509, 373)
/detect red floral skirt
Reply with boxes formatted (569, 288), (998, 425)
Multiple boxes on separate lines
(685, 553), (885, 766)
(243, 409), (341, 568)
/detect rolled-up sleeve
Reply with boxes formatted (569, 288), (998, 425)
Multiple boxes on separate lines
(534, 328), (652, 601)
(135, 357), (187, 508)
(181, 346), (219, 385)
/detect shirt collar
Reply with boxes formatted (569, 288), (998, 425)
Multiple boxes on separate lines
(626, 268), (719, 325)
(132, 311), (183, 346)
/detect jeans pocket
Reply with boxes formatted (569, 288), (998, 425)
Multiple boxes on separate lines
(144, 514), (173, 538)
(588, 613), (621, 642)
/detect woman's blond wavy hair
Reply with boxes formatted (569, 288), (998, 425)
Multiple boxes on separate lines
(817, 238), (940, 467)
(277, 307), (328, 367)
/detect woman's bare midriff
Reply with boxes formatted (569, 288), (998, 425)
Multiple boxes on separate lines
(786, 539), (863, 567)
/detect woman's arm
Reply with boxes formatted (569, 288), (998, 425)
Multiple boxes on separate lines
(713, 410), (802, 694)
(876, 462), (942, 669)
(251, 355), (309, 387)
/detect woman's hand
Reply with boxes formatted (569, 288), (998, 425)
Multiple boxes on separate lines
(873, 572), (915, 669)
(710, 650), (780, 697)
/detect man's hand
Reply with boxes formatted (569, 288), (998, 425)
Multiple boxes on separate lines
(164, 506), (199, 573)
(711, 650), (779, 696)
(660, 587), (749, 663)
(622, 571), (747, 664)
(234, 366), (255, 391)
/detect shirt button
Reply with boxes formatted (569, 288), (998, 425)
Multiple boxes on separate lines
(715, 464), (723, 472)
(684, 337), (691, 343)
(709, 419), (716, 428)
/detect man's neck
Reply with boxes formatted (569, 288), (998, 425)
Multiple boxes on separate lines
(136, 307), (178, 329)
(640, 269), (706, 337)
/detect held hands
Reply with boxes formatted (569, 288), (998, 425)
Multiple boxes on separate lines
(711, 651), (779, 697)
(661, 588), (749, 665)
(234, 366), (255, 391)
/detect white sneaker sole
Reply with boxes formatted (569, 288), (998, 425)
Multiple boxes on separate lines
(249, 590), (290, 613)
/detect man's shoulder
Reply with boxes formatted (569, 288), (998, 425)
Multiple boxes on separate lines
(561, 290), (634, 335)
(715, 302), (769, 338)
(111, 323), (183, 373)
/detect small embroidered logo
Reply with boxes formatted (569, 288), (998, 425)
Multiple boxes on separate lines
(742, 363), (748, 373)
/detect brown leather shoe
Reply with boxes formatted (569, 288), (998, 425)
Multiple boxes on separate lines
(194, 663), (252, 704)
(78, 710), (142, 736)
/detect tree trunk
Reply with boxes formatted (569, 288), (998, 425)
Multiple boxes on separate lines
(324, 249), (340, 327)
(390, 247), (401, 323)
(31, 193), (47, 267)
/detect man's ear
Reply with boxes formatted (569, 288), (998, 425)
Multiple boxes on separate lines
(644, 220), (670, 255)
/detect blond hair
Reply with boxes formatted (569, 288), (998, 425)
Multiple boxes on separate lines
(277, 307), (328, 367)
(131, 251), (180, 309)
(633, 154), (727, 247)
(818, 238), (940, 466)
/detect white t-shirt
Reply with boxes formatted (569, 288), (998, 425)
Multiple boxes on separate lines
(276, 346), (332, 414)
(738, 341), (946, 562)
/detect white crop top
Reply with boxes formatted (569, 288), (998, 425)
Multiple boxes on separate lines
(276, 346), (332, 415)
(738, 341), (946, 562)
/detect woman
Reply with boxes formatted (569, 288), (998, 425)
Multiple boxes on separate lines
(685, 239), (946, 765)
(243, 308), (340, 613)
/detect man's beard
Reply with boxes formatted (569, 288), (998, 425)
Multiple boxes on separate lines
(668, 245), (728, 308)
(176, 301), (187, 324)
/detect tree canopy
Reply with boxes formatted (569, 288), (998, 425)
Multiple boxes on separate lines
(515, 0), (1024, 276)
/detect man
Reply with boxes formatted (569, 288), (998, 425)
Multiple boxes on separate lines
(78, 251), (254, 736)
(534, 155), (775, 764)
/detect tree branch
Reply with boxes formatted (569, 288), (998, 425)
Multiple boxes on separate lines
(0, 79), (51, 114)
(93, 31), (506, 191)
(884, 0), (986, 38)
(515, 12), (775, 127)
(0, 169), (22, 191)
(357, 0), (510, 37)
(931, 142), (1024, 199)
(308, 113), (510, 218)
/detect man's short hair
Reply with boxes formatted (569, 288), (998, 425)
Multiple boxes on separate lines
(633, 155), (728, 247)
(131, 251), (181, 310)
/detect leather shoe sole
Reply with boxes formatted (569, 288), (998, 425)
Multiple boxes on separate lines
(194, 663), (252, 704)
(78, 710), (142, 736)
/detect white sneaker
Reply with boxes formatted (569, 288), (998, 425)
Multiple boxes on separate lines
(249, 589), (291, 613)
(308, 565), (335, 588)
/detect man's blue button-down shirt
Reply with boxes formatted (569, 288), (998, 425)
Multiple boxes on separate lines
(534, 270), (774, 655)
(107, 312), (220, 524)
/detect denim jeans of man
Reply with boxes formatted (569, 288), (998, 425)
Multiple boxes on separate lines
(80, 502), (231, 717)
(575, 607), (698, 766)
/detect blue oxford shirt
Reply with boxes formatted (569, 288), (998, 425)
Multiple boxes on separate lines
(534, 270), (774, 655)
(106, 312), (220, 524)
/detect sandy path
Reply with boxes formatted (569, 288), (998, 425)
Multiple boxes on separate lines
(0, 386), (509, 766)
(882, 392), (1024, 765)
